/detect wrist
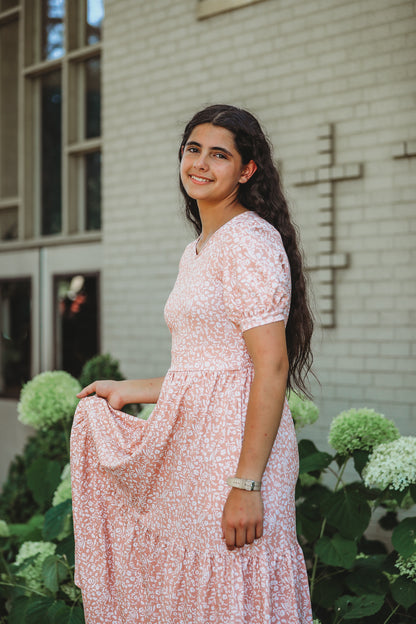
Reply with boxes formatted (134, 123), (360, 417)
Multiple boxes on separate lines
(226, 476), (262, 491)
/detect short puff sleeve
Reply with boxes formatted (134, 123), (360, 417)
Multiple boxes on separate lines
(222, 226), (291, 333)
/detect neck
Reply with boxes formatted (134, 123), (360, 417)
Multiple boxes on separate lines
(197, 198), (246, 238)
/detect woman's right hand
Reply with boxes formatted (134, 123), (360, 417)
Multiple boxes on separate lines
(77, 380), (126, 411)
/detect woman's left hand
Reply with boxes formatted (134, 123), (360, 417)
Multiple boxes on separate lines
(221, 488), (263, 551)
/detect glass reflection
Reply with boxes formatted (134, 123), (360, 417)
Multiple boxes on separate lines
(41, 0), (65, 61)
(41, 70), (62, 235)
(86, 152), (101, 230)
(55, 274), (99, 377)
(0, 207), (18, 240)
(1, 0), (19, 12)
(0, 19), (18, 198)
(85, 57), (101, 138)
(86, 0), (104, 45)
(0, 279), (31, 398)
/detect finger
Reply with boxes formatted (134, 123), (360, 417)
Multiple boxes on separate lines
(235, 527), (247, 549)
(224, 527), (236, 551)
(77, 383), (96, 398)
(245, 525), (256, 545)
(255, 521), (263, 540)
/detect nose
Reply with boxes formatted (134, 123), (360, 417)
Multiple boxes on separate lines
(193, 153), (208, 170)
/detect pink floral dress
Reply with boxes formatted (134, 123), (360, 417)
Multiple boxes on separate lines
(70, 211), (313, 624)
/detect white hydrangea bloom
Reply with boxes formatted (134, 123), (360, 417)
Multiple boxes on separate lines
(288, 391), (319, 430)
(363, 436), (416, 491)
(0, 519), (9, 537)
(139, 404), (156, 420)
(60, 463), (71, 481)
(15, 540), (56, 592)
(396, 552), (416, 580)
(52, 478), (72, 506)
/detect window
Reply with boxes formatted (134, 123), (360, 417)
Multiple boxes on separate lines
(0, 1), (103, 397)
(0, 278), (31, 398)
(0, 8), (19, 240)
(0, 0), (104, 242)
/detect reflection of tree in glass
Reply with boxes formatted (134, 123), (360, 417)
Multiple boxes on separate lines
(42, 0), (65, 61)
(87, 0), (104, 45)
(86, 152), (101, 230)
(41, 72), (62, 235)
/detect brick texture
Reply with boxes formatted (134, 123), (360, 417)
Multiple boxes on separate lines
(102, 0), (416, 440)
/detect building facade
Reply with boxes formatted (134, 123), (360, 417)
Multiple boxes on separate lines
(0, 0), (415, 483)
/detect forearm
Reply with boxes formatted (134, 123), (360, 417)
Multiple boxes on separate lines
(119, 377), (165, 405)
(235, 366), (287, 482)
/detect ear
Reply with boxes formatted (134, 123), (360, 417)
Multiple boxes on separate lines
(239, 160), (257, 184)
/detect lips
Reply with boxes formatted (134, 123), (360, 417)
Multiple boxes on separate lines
(189, 175), (213, 184)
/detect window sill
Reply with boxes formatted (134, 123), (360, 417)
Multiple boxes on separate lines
(0, 231), (101, 253)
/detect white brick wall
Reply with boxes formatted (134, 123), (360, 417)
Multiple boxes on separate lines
(102, 0), (416, 441)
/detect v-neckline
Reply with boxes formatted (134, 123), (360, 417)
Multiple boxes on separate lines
(194, 211), (250, 257)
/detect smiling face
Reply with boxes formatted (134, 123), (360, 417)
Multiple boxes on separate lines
(180, 124), (256, 209)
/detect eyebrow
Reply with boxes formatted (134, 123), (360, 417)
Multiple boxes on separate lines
(185, 140), (233, 157)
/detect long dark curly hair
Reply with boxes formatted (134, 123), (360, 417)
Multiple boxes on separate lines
(179, 104), (314, 397)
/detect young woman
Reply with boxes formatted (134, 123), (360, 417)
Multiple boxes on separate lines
(71, 104), (314, 623)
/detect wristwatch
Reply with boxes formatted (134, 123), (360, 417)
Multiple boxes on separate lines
(226, 476), (262, 491)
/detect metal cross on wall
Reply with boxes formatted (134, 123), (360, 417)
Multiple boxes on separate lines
(294, 123), (363, 328)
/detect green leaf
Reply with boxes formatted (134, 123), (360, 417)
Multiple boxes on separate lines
(299, 451), (333, 474)
(296, 500), (322, 542)
(8, 596), (30, 624)
(8, 514), (44, 542)
(391, 576), (416, 608)
(25, 597), (56, 624)
(56, 532), (75, 566)
(315, 533), (357, 569)
(26, 458), (61, 507)
(313, 576), (344, 608)
(335, 593), (384, 619)
(410, 484), (416, 503)
(353, 449), (370, 475)
(42, 555), (69, 593)
(322, 488), (371, 539)
(346, 567), (388, 596)
(48, 601), (85, 624)
(43, 499), (72, 540)
(48, 603), (85, 624)
(392, 517), (416, 558)
(298, 438), (319, 456)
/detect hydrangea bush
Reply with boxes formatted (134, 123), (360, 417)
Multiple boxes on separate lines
(14, 540), (56, 593)
(297, 407), (416, 623)
(18, 371), (81, 431)
(328, 407), (400, 455)
(288, 391), (319, 430)
(2, 362), (416, 624)
(363, 436), (416, 491)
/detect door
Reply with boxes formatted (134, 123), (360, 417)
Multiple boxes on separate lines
(0, 241), (101, 484)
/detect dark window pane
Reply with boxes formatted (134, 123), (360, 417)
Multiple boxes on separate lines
(0, 206), (18, 240)
(41, 0), (65, 61)
(41, 70), (62, 235)
(85, 57), (101, 138)
(1, 0), (19, 11)
(0, 19), (18, 198)
(86, 0), (104, 45)
(55, 274), (99, 378)
(86, 151), (101, 230)
(0, 279), (31, 398)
